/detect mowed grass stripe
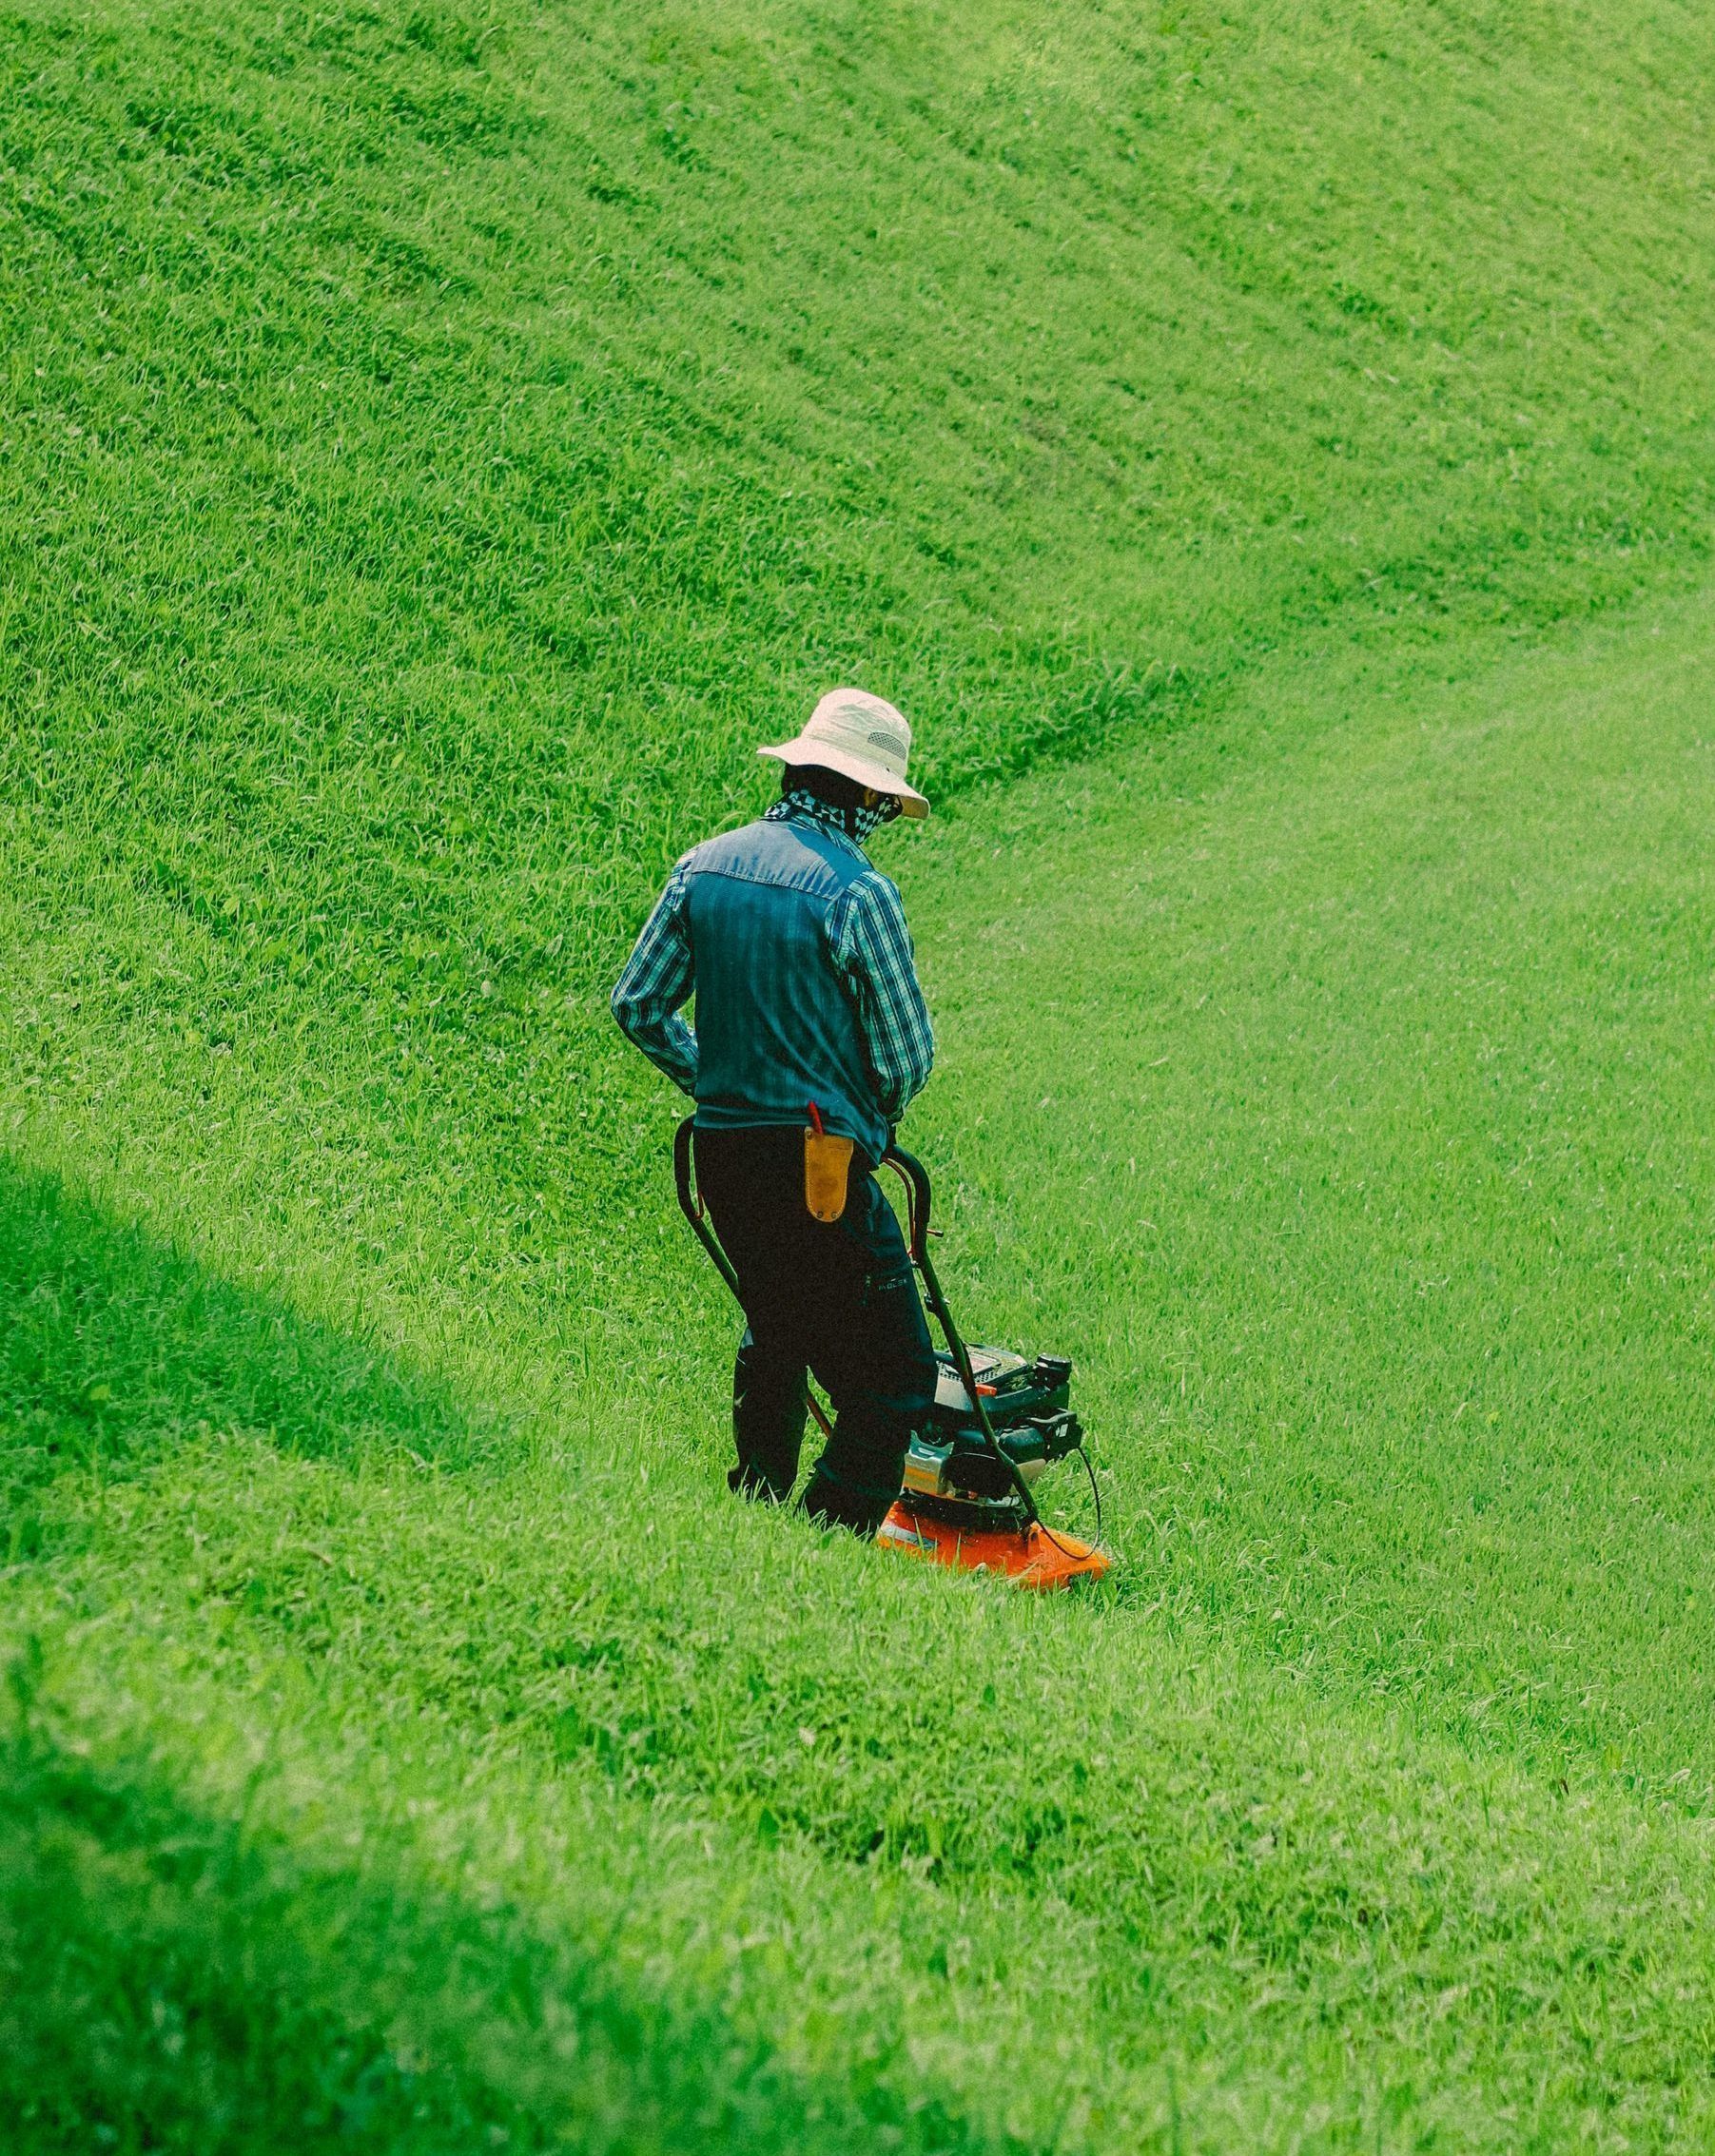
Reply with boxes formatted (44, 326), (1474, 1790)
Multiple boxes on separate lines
(1, 1697), (1027, 2156)
(8, 1168), (1715, 2152)
(19, 1421), (1715, 2153)
(921, 585), (1715, 1789)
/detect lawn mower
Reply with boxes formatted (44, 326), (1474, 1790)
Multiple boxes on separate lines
(673, 1117), (1109, 1590)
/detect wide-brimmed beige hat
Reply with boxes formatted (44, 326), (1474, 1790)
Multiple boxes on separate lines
(759, 688), (929, 819)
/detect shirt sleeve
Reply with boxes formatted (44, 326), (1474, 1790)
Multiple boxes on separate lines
(610, 861), (699, 1097)
(830, 870), (935, 1125)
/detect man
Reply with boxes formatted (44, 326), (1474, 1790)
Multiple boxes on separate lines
(611, 688), (939, 1536)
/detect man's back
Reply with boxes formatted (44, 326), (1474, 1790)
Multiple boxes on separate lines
(612, 788), (932, 1168)
(684, 815), (887, 1162)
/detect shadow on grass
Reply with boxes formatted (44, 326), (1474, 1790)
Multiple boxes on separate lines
(0, 1158), (1022, 2153)
(0, 1657), (1016, 2156)
(0, 1152), (493, 1549)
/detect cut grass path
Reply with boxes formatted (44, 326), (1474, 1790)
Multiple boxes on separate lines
(9, 592), (1715, 2147)
(919, 584), (1715, 1790)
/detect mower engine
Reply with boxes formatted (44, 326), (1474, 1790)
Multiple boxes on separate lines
(881, 1340), (1105, 1584)
(900, 1346), (1084, 1525)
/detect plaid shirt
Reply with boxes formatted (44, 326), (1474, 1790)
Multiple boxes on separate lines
(611, 794), (935, 1124)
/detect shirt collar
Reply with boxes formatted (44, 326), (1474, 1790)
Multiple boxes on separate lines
(764, 789), (868, 857)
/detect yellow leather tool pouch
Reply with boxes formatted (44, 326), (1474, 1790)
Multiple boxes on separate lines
(804, 1127), (856, 1223)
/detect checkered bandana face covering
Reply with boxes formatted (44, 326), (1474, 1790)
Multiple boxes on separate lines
(778, 787), (900, 845)
(848, 796), (901, 842)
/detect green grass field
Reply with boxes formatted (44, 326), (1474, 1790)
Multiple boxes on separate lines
(7, 1), (1715, 2147)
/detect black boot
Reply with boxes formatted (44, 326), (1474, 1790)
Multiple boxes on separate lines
(800, 1461), (901, 1540)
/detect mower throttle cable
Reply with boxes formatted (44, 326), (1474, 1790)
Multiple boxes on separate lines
(882, 1146), (1106, 1566)
(879, 1147), (1043, 1534)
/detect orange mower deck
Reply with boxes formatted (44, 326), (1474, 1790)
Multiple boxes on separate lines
(877, 1501), (1110, 1590)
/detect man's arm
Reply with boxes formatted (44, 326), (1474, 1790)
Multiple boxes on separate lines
(611, 861), (699, 1096)
(831, 870), (935, 1126)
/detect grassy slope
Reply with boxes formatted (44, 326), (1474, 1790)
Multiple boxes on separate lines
(6, 0), (1715, 1302)
(924, 590), (1715, 1787)
(13, 600), (1715, 2151)
(8, 0), (1715, 2147)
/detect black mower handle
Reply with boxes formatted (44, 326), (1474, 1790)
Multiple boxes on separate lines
(672, 1118), (932, 1287)
(880, 1142), (934, 1262)
(672, 1117), (740, 1298)
(874, 1146), (1028, 1503)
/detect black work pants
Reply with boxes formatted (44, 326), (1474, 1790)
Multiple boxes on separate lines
(692, 1125), (938, 1537)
